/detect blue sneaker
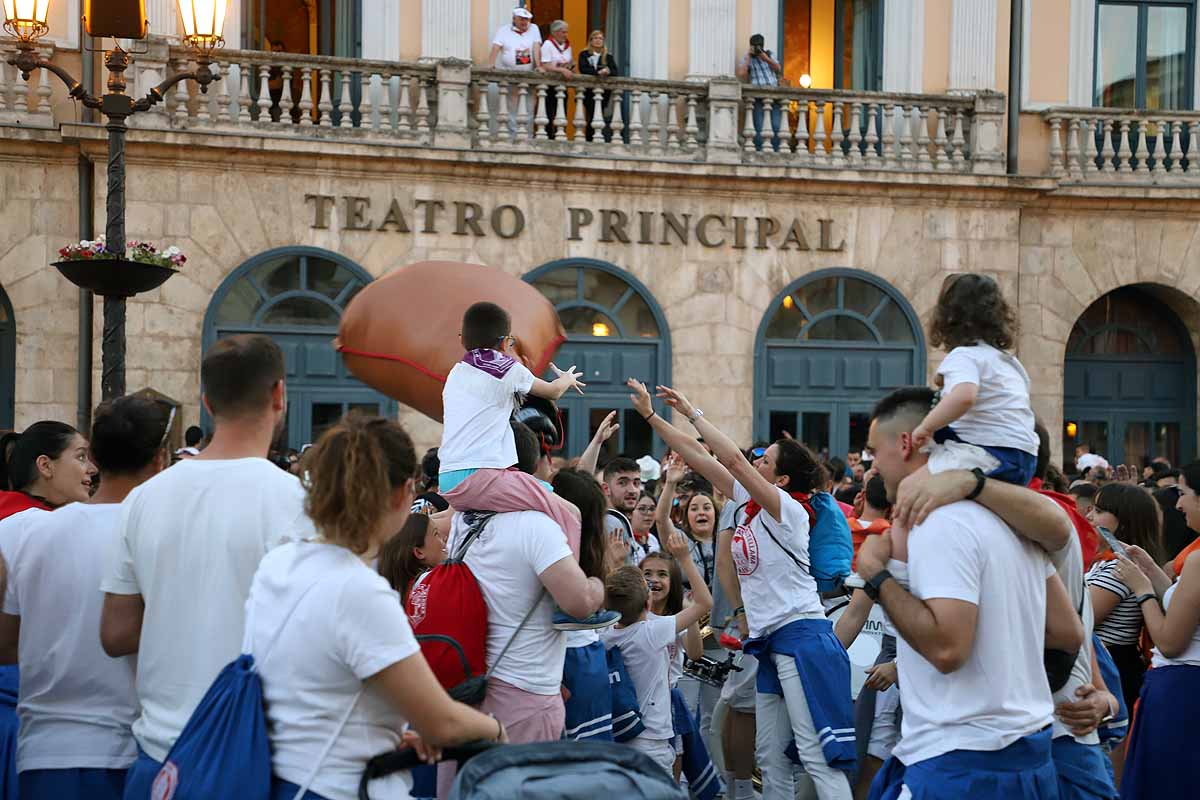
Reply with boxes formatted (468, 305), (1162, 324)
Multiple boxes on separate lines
(552, 608), (620, 631)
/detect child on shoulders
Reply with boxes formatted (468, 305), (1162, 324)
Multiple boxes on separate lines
(913, 273), (1039, 488)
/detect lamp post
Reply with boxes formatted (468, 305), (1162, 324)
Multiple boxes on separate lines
(2, 0), (226, 400)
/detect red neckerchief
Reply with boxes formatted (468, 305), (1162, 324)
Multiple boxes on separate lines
(548, 36), (571, 55)
(744, 490), (811, 524)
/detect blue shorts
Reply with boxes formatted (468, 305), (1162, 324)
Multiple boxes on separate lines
(121, 748), (161, 800)
(20, 767), (127, 800)
(934, 427), (1037, 486)
(563, 641), (614, 741)
(1051, 736), (1116, 800)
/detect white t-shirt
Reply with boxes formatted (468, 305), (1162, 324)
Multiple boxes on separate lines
(3, 504), (137, 772)
(492, 23), (542, 70)
(540, 39), (573, 68)
(101, 458), (314, 762)
(601, 615), (677, 740)
(892, 501), (1055, 766)
(649, 612), (686, 687)
(1152, 581), (1200, 667)
(439, 355), (536, 473)
(937, 343), (1038, 455)
(248, 542), (420, 800)
(448, 510), (571, 695)
(1048, 533), (1097, 745)
(728, 482), (824, 638)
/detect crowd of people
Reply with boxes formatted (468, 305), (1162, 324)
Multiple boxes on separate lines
(0, 269), (1192, 800)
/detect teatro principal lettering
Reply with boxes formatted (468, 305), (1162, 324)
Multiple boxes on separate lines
(304, 194), (845, 253)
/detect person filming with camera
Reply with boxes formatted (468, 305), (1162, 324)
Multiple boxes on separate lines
(736, 34), (783, 151)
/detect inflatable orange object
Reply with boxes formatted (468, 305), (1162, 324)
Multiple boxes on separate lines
(335, 261), (566, 422)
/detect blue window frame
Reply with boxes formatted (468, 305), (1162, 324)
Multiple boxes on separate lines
(1094, 0), (1195, 109)
(755, 269), (924, 459)
(202, 247), (395, 450)
(525, 259), (671, 459)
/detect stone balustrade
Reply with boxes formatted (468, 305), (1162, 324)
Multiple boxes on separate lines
(3, 41), (1007, 175)
(741, 86), (990, 174)
(469, 69), (706, 161)
(1043, 107), (1200, 182)
(0, 42), (56, 129)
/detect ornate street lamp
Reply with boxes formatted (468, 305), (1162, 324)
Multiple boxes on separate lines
(3, 0), (225, 399)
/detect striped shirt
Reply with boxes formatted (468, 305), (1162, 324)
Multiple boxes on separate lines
(1086, 559), (1144, 646)
(744, 51), (779, 86)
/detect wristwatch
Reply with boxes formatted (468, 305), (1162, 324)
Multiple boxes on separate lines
(688, 408), (705, 424)
(965, 468), (987, 501)
(863, 569), (893, 602)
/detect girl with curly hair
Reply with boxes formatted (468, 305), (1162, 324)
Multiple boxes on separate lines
(913, 273), (1040, 486)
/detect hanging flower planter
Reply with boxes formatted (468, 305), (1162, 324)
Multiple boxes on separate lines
(53, 238), (184, 298)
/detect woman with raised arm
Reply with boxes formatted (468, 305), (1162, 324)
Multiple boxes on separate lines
(626, 379), (853, 800)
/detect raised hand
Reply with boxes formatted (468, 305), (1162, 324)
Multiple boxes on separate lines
(593, 410), (619, 444)
(663, 453), (687, 484)
(666, 528), (690, 560)
(655, 385), (696, 420)
(626, 378), (654, 418)
(550, 362), (586, 395)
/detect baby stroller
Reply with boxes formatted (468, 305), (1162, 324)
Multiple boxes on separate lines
(360, 740), (687, 799)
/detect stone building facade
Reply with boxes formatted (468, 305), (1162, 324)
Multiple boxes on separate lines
(0, 0), (1197, 471)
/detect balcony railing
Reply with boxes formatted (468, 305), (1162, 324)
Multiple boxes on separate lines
(4, 42), (1008, 176)
(1043, 107), (1200, 182)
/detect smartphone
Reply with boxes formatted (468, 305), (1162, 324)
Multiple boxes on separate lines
(1096, 526), (1127, 558)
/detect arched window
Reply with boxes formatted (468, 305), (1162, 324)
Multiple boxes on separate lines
(1064, 285), (1196, 470)
(203, 247), (395, 449)
(526, 259), (671, 458)
(755, 270), (924, 459)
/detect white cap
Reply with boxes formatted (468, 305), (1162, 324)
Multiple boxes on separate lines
(1076, 453), (1110, 472)
(637, 455), (661, 482)
(512, 7), (533, 18)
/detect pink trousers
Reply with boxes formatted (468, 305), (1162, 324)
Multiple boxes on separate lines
(442, 468), (581, 559)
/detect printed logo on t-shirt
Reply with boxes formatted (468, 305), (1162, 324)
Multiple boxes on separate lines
(408, 579), (430, 626)
(731, 524), (759, 576)
(515, 47), (532, 65)
(151, 761), (179, 800)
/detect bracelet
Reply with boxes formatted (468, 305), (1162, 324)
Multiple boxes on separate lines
(641, 410), (655, 422)
(688, 408), (705, 424)
(1135, 592), (1158, 608)
(732, 606), (745, 616)
(965, 468), (987, 501)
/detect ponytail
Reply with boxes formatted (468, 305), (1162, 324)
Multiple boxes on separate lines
(0, 421), (79, 491)
(303, 413), (417, 554)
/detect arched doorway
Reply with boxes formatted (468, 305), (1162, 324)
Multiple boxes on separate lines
(203, 247), (396, 450)
(755, 269), (925, 460)
(1063, 285), (1196, 472)
(0, 287), (13, 430)
(525, 259), (671, 459)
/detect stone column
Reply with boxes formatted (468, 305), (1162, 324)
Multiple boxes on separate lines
(882, 0), (924, 93)
(361, 0), (401, 60)
(629, 1), (669, 79)
(422, 0), (471, 60)
(145, 0), (177, 38)
(750, 0), (780, 55)
(948, 0), (998, 92)
(488, 0), (514, 45)
(705, 78), (743, 164)
(687, 0), (737, 80)
(434, 59), (473, 147)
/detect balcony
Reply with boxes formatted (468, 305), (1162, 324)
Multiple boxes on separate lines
(2, 43), (1008, 180)
(1043, 107), (1200, 185)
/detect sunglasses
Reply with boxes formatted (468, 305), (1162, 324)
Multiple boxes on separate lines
(751, 447), (767, 458)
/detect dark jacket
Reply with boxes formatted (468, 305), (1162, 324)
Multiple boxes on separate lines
(577, 50), (619, 78)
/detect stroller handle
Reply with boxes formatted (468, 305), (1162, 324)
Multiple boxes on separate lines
(358, 740), (497, 800)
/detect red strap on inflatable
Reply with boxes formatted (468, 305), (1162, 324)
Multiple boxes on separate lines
(336, 333), (566, 387)
(335, 344), (449, 383)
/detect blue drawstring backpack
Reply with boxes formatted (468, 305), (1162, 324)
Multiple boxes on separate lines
(606, 646), (646, 743)
(151, 582), (359, 800)
(1092, 634), (1128, 746)
(740, 492), (853, 594)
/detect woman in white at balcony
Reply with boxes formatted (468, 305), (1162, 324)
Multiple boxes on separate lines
(541, 21), (574, 139)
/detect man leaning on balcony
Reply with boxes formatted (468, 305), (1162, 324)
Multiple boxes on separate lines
(736, 34), (783, 152)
